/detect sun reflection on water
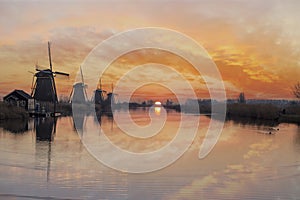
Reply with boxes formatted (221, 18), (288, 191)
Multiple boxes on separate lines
(154, 106), (161, 115)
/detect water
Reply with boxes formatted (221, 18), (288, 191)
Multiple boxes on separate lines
(0, 108), (299, 199)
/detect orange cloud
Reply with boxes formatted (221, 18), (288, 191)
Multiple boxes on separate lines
(0, 1), (300, 100)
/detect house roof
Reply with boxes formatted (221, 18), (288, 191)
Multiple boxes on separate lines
(3, 89), (33, 100)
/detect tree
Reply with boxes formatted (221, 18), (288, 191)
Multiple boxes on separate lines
(293, 82), (300, 98)
(59, 94), (70, 103)
(238, 92), (246, 103)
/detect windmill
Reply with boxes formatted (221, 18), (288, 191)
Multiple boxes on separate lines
(94, 78), (106, 105)
(101, 83), (117, 114)
(69, 66), (88, 103)
(31, 42), (69, 103)
(105, 83), (116, 106)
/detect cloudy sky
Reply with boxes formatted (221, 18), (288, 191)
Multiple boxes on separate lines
(0, 0), (299, 101)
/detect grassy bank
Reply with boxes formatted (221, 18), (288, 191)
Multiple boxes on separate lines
(184, 102), (300, 124)
(227, 103), (279, 120)
(228, 103), (300, 123)
(56, 102), (73, 116)
(279, 104), (300, 123)
(1, 100), (299, 124)
(279, 114), (300, 124)
(0, 102), (28, 120)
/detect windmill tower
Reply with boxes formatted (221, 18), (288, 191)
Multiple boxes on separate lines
(31, 42), (69, 103)
(99, 83), (116, 114)
(105, 83), (116, 106)
(69, 66), (88, 103)
(94, 79), (106, 105)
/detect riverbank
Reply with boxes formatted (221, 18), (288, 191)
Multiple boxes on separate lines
(227, 103), (279, 120)
(227, 103), (300, 124)
(183, 102), (300, 124)
(279, 114), (300, 124)
(0, 101), (73, 119)
(0, 102), (29, 120)
(1, 101), (299, 124)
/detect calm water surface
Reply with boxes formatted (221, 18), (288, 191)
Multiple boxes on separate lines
(0, 109), (299, 199)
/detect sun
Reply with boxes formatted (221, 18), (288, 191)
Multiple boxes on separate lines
(154, 101), (162, 106)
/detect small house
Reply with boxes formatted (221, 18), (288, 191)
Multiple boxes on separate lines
(3, 89), (34, 111)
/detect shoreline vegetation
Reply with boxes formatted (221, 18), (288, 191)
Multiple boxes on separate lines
(0, 101), (29, 120)
(228, 103), (300, 124)
(183, 102), (300, 124)
(0, 101), (299, 124)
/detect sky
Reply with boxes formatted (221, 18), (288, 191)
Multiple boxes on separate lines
(0, 0), (300, 102)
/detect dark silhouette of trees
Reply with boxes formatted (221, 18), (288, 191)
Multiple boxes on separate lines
(293, 82), (300, 98)
(238, 92), (246, 103)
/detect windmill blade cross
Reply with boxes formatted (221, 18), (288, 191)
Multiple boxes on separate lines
(80, 66), (85, 84)
(48, 41), (52, 71)
(54, 71), (69, 76)
(80, 66), (88, 101)
(35, 64), (47, 71)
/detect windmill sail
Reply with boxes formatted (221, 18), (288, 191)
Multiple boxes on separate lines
(70, 66), (88, 103)
(32, 42), (69, 103)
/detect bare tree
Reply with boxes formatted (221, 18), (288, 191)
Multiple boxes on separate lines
(293, 82), (300, 98)
(59, 94), (70, 103)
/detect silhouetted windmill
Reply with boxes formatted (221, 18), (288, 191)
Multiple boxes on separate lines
(101, 83), (117, 115)
(94, 79), (106, 105)
(31, 42), (69, 103)
(69, 66), (88, 103)
(105, 83), (116, 106)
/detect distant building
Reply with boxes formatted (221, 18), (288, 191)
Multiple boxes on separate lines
(3, 89), (34, 111)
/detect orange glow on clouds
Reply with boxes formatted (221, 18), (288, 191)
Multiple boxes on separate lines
(0, 1), (300, 100)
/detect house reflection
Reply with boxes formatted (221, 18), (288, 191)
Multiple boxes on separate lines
(0, 118), (34, 134)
